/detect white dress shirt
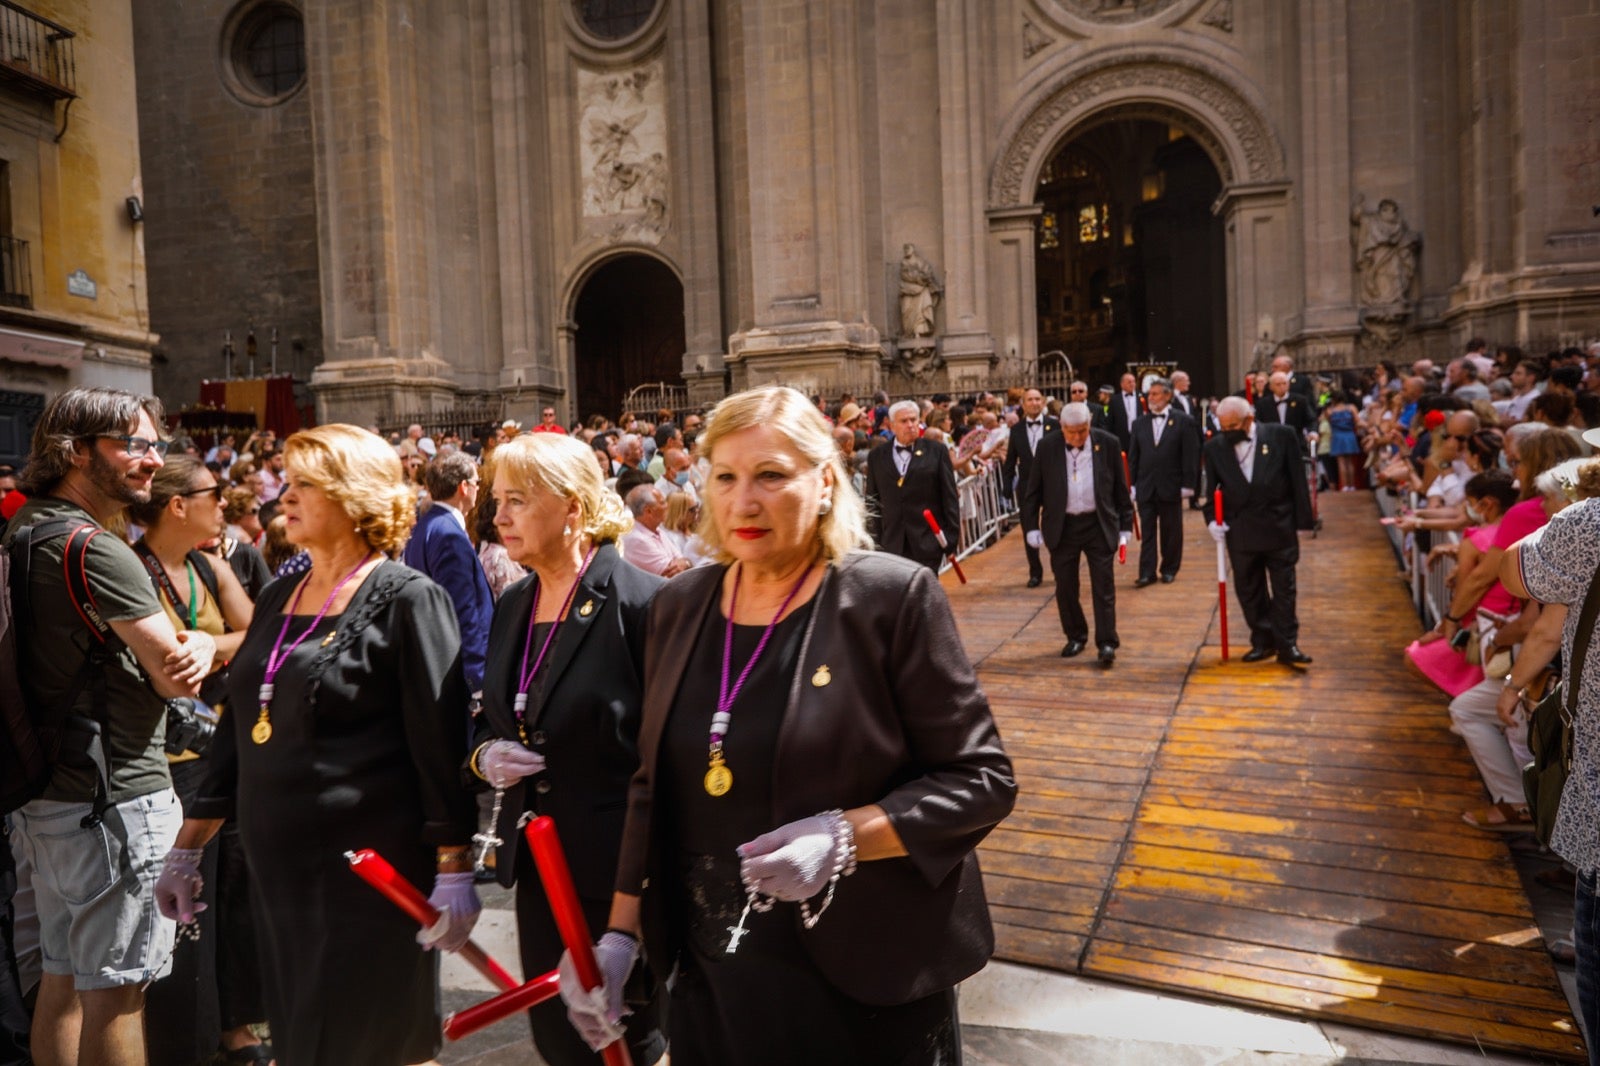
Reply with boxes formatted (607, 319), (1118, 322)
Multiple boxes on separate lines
(1122, 391), (1139, 426)
(1150, 410), (1167, 446)
(1065, 444), (1096, 515)
(1233, 424), (1258, 481)
(1024, 419), (1044, 453)
(893, 442), (915, 477)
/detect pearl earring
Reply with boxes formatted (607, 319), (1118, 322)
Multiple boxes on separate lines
(818, 498), (833, 516)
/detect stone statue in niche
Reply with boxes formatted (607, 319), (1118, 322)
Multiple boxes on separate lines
(579, 61), (669, 239)
(1350, 194), (1422, 345)
(898, 243), (942, 338)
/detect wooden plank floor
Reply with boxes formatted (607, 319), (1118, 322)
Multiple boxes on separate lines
(946, 492), (1583, 1061)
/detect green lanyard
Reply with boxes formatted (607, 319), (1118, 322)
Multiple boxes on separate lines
(183, 560), (197, 630)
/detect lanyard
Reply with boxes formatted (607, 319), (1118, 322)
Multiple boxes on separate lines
(134, 543), (197, 629)
(511, 545), (598, 740)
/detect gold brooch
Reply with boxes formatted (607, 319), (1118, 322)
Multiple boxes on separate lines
(811, 665), (831, 687)
(1261, 446), (1269, 455)
(578, 599), (595, 617)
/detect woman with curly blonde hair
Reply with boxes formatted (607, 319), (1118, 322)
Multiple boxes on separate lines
(466, 431), (667, 1066)
(156, 424), (480, 1066)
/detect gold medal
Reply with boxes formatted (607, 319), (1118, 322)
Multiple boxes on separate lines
(704, 763), (733, 796)
(811, 664), (831, 687)
(251, 708), (273, 745)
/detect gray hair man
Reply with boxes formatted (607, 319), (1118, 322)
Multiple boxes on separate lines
(864, 400), (959, 572)
(620, 483), (690, 576)
(1019, 401), (1133, 666)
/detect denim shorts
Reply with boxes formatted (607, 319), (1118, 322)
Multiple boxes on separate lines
(12, 789), (181, 990)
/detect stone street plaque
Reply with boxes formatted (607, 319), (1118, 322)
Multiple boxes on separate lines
(67, 269), (97, 299)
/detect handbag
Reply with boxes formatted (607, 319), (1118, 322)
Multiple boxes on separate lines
(1522, 561), (1600, 847)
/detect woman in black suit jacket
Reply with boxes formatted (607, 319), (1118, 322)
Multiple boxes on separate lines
(467, 432), (667, 1066)
(559, 386), (1017, 1066)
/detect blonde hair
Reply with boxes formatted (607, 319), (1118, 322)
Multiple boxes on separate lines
(282, 424), (416, 557)
(695, 385), (871, 564)
(663, 490), (699, 535)
(492, 432), (632, 543)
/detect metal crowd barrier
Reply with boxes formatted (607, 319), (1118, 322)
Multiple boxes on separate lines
(1374, 487), (1460, 627)
(949, 462), (1018, 567)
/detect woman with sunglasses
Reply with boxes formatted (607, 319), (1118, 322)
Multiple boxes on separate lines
(129, 456), (274, 1066)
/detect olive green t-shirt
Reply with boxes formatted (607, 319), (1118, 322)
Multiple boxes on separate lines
(3, 497), (171, 802)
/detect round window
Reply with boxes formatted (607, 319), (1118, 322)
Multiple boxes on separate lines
(574, 0), (657, 42)
(226, 3), (306, 104)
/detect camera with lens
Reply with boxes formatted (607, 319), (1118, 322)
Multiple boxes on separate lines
(164, 697), (220, 756)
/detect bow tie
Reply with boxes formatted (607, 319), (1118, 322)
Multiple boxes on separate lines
(1068, 445), (1083, 453)
(896, 443), (913, 452)
(1152, 413), (1165, 420)
(1027, 420), (1042, 427)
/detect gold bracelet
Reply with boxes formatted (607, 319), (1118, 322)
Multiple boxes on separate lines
(469, 741), (490, 781)
(436, 847), (471, 866)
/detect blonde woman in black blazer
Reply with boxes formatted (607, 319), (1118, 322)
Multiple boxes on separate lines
(558, 387), (1016, 1065)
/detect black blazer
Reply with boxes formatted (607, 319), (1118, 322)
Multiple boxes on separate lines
(1104, 391), (1142, 450)
(470, 542), (665, 897)
(1129, 409), (1199, 504)
(1201, 423), (1315, 553)
(615, 553), (1016, 1006)
(864, 438), (960, 562)
(1020, 426), (1134, 553)
(1001, 415), (1060, 495)
(1254, 392), (1313, 437)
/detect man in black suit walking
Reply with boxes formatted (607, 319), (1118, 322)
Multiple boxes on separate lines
(865, 399), (960, 572)
(1254, 371), (1314, 446)
(1002, 387), (1059, 587)
(1104, 372), (1142, 451)
(1128, 377), (1197, 587)
(1270, 354), (1316, 401)
(1203, 396), (1315, 667)
(1171, 370), (1207, 510)
(1021, 402), (1133, 666)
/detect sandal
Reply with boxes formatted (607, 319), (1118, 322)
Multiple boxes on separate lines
(1462, 802), (1535, 832)
(214, 1043), (275, 1066)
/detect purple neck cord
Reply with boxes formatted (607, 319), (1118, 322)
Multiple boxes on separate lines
(263, 553), (375, 688)
(515, 544), (598, 704)
(713, 562), (813, 743)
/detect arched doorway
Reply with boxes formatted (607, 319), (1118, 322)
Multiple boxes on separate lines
(1034, 120), (1227, 395)
(571, 254), (686, 421)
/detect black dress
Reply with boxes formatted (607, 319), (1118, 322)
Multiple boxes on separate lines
(658, 600), (960, 1066)
(195, 562), (476, 1066)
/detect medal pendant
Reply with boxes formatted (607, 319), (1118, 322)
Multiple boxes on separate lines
(704, 754), (733, 797)
(251, 708), (273, 745)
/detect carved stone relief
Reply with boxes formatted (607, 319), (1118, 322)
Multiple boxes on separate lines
(1022, 19), (1055, 59)
(1351, 195), (1422, 347)
(578, 60), (669, 242)
(1200, 0), (1233, 32)
(1053, 0), (1184, 24)
(987, 56), (1283, 208)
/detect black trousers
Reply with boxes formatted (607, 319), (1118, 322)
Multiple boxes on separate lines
(1136, 497), (1184, 581)
(1228, 542), (1300, 652)
(1050, 514), (1118, 647)
(1024, 538), (1043, 582)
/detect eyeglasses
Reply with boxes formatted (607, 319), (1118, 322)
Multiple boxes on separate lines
(1445, 433), (1471, 444)
(179, 484), (226, 501)
(99, 435), (169, 458)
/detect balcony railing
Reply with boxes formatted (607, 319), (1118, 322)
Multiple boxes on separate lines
(0, 236), (32, 309)
(0, 1), (74, 100)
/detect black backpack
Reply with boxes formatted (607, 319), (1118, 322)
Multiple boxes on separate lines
(1, 517), (121, 819)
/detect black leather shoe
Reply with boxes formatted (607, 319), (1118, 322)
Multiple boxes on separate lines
(1027, 575), (1042, 588)
(1278, 646), (1314, 667)
(1133, 576), (1155, 588)
(1061, 640), (1087, 658)
(1098, 644), (1116, 666)
(1240, 647), (1275, 663)
(1160, 574), (1177, 584)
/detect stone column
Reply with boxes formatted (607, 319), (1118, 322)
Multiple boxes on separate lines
(725, 0), (880, 390)
(934, 0), (996, 389)
(673, 0), (728, 407)
(985, 205), (1042, 376)
(306, 0), (457, 425)
(1217, 181), (1293, 389)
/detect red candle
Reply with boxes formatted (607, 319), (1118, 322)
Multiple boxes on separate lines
(922, 509), (967, 583)
(345, 849), (518, 992)
(443, 970), (561, 1040)
(1214, 488), (1224, 524)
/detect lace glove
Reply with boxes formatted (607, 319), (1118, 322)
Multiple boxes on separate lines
(1181, 487), (1195, 499)
(1025, 530), (1044, 550)
(1207, 521), (1229, 545)
(558, 931), (639, 1051)
(153, 847), (206, 923)
(737, 811), (856, 903)
(1118, 532), (1130, 549)
(417, 872), (481, 952)
(477, 739), (546, 789)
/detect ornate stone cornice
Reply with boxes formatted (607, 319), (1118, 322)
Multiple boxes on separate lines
(987, 49), (1284, 209)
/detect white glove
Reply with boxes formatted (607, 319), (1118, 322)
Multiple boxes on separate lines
(559, 931), (639, 1051)
(1118, 532), (1129, 548)
(1025, 530), (1044, 550)
(1207, 521), (1229, 545)
(416, 872), (481, 952)
(1128, 486), (1137, 503)
(1181, 487), (1194, 499)
(478, 739), (546, 789)
(153, 847), (207, 923)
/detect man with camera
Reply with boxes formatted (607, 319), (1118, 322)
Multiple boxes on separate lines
(3, 387), (213, 1066)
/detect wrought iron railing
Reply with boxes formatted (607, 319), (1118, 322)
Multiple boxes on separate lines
(0, 1), (75, 99)
(0, 235), (30, 309)
(379, 401), (505, 445)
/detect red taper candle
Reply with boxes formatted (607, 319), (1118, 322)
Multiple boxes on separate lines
(922, 509), (967, 583)
(526, 818), (633, 1066)
(443, 971), (561, 1040)
(1213, 488), (1230, 662)
(1214, 487), (1224, 525)
(345, 849), (518, 992)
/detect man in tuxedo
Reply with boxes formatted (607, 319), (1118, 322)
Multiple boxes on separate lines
(1171, 370), (1207, 509)
(865, 400), (960, 571)
(1021, 402), (1133, 666)
(1002, 387), (1060, 587)
(1128, 378), (1198, 586)
(1104, 372), (1142, 450)
(1255, 371), (1314, 447)
(1202, 396), (1315, 667)
(403, 452), (494, 691)
(1271, 354), (1316, 401)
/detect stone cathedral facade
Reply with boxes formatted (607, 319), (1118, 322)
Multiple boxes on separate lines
(133, 0), (1600, 426)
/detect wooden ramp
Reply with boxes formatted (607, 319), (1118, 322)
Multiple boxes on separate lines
(948, 492), (1583, 1061)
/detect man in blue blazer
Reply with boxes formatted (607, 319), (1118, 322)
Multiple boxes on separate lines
(403, 452), (494, 691)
